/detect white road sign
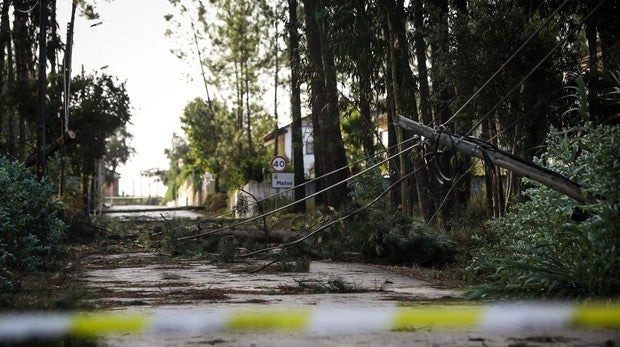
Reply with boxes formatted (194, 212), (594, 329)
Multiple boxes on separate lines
(272, 173), (294, 188)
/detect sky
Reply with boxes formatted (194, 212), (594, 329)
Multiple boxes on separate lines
(57, 0), (205, 197)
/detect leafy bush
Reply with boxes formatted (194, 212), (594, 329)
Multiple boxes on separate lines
(317, 205), (458, 267)
(468, 123), (619, 298)
(0, 157), (67, 290)
(361, 210), (458, 266)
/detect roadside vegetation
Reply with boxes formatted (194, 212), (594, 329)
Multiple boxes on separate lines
(0, 0), (618, 317)
(468, 83), (620, 298)
(0, 158), (67, 292)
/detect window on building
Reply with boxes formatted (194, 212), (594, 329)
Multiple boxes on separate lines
(305, 137), (314, 155)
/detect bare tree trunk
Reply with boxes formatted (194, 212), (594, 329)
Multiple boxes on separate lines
(385, 0), (434, 219)
(302, 0), (326, 206)
(288, 0), (306, 213)
(36, 0), (49, 179)
(353, 2), (375, 158)
(0, 0), (10, 147)
(412, 0), (432, 125)
(383, 26), (400, 207)
(244, 60), (254, 155)
(451, 0), (472, 215)
(13, 5), (33, 160)
(302, 0), (349, 208)
(317, 3), (349, 208)
(0, 0), (6, 83)
(597, 1), (619, 74)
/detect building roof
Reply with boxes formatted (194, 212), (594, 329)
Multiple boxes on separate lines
(263, 127), (289, 142)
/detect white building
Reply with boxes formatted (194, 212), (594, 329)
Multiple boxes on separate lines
(263, 117), (315, 178)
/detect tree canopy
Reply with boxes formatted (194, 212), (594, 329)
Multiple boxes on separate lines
(162, 0), (618, 218)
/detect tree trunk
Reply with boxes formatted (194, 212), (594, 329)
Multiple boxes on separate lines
(13, 4), (34, 159)
(385, 0), (434, 219)
(412, 0), (432, 125)
(302, 0), (349, 209)
(302, 0), (326, 205)
(244, 60), (254, 155)
(597, 1), (619, 74)
(288, 0), (306, 213)
(383, 21), (400, 207)
(450, 0), (472, 214)
(0, 0), (10, 145)
(37, 0), (49, 179)
(353, 2), (375, 159)
(426, 0), (457, 226)
(317, 3), (349, 209)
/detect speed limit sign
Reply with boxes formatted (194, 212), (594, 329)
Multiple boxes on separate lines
(270, 156), (288, 172)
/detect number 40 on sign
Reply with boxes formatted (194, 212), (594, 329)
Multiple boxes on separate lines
(270, 156), (288, 172)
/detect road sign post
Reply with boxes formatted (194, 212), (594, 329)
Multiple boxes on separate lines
(270, 156), (291, 208)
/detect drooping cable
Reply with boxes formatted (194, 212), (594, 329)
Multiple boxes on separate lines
(178, 141), (422, 240)
(197, 136), (417, 221)
(464, 0), (607, 136)
(440, 0), (571, 128)
(239, 167), (422, 258)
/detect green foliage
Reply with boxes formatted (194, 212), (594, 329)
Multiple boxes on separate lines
(69, 73), (133, 176)
(204, 193), (228, 213)
(347, 165), (387, 204)
(217, 235), (238, 263)
(167, 96), (274, 199)
(468, 123), (620, 298)
(317, 205), (458, 267)
(361, 212), (458, 266)
(0, 158), (67, 290)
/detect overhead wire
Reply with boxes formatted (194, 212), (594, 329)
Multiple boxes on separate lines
(464, 0), (607, 137)
(427, 166), (473, 224)
(415, 0), (571, 219)
(425, 0), (549, 128)
(239, 167), (423, 258)
(189, 0), (582, 239)
(222, 0), (571, 233)
(14, 0), (40, 14)
(487, 88), (563, 143)
(178, 140), (422, 241)
(420, 0), (606, 222)
(196, 136), (417, 221)
(440, 0), (571, 128)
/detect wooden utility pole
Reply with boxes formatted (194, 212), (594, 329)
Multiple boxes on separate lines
(396, 116), (595, 205)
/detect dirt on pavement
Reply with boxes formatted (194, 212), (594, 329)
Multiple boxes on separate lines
(78, 250), (618, 347)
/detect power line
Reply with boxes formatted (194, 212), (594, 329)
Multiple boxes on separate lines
(418, 1), (607, 225)
(426, 0), (549, 128)
(14, 0), (40, 13)
(239, 167), (422, 258)
(197, 136), (417, 221)
(178, 140), (422, 241)
(465, 0), (607, 136)
(441, 0), (571, 128)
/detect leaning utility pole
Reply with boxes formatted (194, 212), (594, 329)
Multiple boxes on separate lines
(396, 116), (595, 205)
(36, 0), (48, 180)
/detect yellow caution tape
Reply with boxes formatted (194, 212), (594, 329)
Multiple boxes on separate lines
(0, 302), (618, 341)
(71, 312), (150, 337)
(572, 303), (620, 329)
(392, 306), (483, 330)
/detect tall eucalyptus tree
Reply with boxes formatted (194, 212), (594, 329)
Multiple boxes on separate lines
(301, 0), (350, 208)
(287, 0), (306, 213)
